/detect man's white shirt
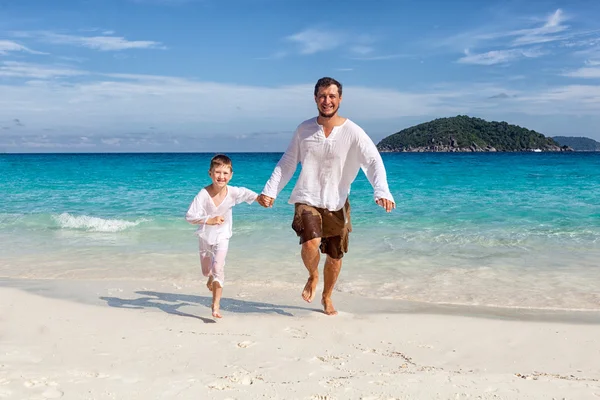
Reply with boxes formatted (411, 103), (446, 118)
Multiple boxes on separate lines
(262, 117), (394, 211)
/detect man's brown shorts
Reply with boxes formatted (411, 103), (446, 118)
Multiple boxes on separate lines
(291, 200), (352, 259)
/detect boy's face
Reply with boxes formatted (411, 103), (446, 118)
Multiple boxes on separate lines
(209, 164), (232, 189)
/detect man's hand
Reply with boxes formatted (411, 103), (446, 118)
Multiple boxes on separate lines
(207, 216), (225, 225)
(376, 198), (395, 213)
(257, 194), (275, 208)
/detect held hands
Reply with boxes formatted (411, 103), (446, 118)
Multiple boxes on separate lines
(376, 198), (395, 213)
(207, 216), (225, 225)
(257, 194), (275, 208)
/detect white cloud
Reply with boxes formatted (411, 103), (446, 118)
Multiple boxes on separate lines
(563, 67), (600, 78)
(458, 48), (545, 65)
(0, 40), (46, 55)
(44, 32), (165, 51)
(0, 61), (87, 79)
(11, 31), (164, 51)
(562, 59), (600, 78)
(510, 9), (569, 46)
(437, 8), (600, 65)
(350, 54), (411, 61)
(350, 45), (374, 55)
(2, 68), (600, 149)
(286, 28), (345, 54)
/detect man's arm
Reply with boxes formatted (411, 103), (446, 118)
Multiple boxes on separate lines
(357, 131), (396, 212)
(258, 130), (300, 207)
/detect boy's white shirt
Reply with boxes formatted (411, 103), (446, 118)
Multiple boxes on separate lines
(185, 185), (258, 245)
(261, 117), (394, 211)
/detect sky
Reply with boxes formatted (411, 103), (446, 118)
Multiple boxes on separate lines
(1, 0), (600, 152)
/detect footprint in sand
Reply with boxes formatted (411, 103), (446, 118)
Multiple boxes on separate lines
(67, 370), (110, 379)
(207, 366), (263, 390)
(23, 379), (64, 398)
(310, 395), (335, 400)
(42, 388), (64, 398)
(321, 376), (351, 389)
(236, 340), (255, 348)
(284, 327), (308, 339)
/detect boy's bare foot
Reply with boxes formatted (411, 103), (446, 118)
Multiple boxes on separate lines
(212, 306), (222, 318)
(321, 297), (338, 316)
(206, 276), (214, 292)
(302, 276), (318, 302)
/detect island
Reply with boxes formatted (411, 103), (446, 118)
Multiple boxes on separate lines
(376, 115), (571, 152)
(552, 136), (600, 151)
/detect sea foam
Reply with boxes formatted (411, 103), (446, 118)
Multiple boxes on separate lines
(52, 213), (146, 232)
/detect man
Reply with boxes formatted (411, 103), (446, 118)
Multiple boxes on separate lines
(257, 77), (395, 315)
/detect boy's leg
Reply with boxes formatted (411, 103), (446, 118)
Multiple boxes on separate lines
(199, 239), (214, 291)
(211, 284), (223, 318)
(210, 240), (228, 318)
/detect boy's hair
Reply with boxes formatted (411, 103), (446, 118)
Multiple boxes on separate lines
(314, 77), (342, 97)
(209, 154), (233, 171)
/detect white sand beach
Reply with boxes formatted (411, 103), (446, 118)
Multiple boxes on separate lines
(1, 278), (600, 400)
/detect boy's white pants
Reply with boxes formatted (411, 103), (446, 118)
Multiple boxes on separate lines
(199, 238), (229, 287)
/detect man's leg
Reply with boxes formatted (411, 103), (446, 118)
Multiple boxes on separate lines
(301, 237), (321, 302)
(322, 255), (342, 315)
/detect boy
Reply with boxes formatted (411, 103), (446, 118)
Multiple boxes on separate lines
(186, 154), (258, 318)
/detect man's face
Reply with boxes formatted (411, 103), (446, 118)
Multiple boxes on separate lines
(315, 84), (342, 118)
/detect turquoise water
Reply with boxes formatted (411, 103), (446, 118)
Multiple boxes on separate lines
(1, 152), (599, 310)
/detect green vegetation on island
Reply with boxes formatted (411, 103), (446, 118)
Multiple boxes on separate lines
(552, 136), (600, 151)
(377, 115), (569, 152)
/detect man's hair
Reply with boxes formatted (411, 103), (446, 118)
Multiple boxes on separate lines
(209, 154), (233, 171)
(314, 77), (342, 97)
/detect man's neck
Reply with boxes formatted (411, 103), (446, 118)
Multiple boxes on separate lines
(317, 114), (345, 128)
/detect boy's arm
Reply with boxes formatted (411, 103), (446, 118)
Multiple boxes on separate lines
(233, 187), (259, 205)
(185, 192), (211, 224)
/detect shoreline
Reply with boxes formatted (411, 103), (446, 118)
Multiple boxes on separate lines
(2, 277), (600, 324)
(2, 277), (600, 399)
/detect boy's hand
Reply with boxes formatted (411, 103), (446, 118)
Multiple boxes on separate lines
(257, 194), (274, 208)
(208, 216), (225, 225)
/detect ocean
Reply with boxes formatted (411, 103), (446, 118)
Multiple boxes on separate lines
(1, 152), (599, 311)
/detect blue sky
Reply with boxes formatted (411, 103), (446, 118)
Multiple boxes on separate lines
(1, 0), (600, 152)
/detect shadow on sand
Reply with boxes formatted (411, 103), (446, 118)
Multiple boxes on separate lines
(100, 291), (318, 324)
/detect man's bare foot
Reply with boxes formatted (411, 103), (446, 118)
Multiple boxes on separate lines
(302, 276), (318, 302)
(206, 276), (214, 292)
(212, 306), (222, 318)
(321, 297), (338, 316)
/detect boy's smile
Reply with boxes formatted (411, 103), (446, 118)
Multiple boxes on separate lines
(209, 165), (232, 189)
